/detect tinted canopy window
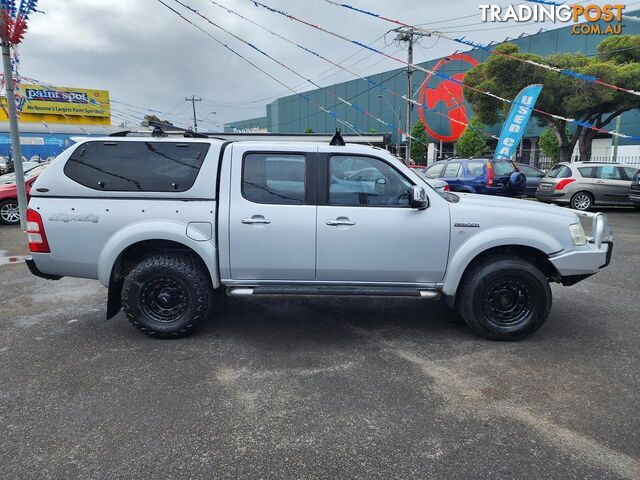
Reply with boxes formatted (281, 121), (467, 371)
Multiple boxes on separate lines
(64, 141), (209, 192)
(242, 153), (306, 204)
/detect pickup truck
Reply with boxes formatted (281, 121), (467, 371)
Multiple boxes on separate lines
(24, 132), (613, 340)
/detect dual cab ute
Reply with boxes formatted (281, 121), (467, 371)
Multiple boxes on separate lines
(25, 132), (613, 340)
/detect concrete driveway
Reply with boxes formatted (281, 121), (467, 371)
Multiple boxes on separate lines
(1, 210), (639, 479)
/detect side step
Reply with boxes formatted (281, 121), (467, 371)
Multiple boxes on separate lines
(227, 285), (440, 299)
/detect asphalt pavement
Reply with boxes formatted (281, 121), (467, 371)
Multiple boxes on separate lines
(1, 210), (639, 479)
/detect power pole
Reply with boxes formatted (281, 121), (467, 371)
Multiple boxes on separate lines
(185, 95), (202, 132)
(0, 21), (27, 230)
(394, 28), (429, 165)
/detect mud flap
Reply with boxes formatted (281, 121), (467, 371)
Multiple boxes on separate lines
(106, 278), (123, 319)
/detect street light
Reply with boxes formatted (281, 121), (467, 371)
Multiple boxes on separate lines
(378, 94), (402, 155)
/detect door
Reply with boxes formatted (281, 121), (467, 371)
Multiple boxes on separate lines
(595, 165), (631, 204)
(229, 147), (317, 280)
(316, 153), (450, 284)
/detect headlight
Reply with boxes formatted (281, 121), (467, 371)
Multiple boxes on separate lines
(569, 223), (587, 246)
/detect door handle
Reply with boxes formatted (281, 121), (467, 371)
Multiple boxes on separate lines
(241, 216), (271, 225)
(327, 219), (356, 227)
(596, 180), (605, 184)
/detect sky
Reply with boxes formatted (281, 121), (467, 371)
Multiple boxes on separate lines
(19, 0), (636, 131)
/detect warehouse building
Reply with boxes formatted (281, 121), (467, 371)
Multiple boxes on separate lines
(226, 10), (640, 165)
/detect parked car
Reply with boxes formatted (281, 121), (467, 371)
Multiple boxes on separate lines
(0, 163), (49, 225)
(423, 158), (526, 197)
(25, 133), (613, 341)
(0, 156), (8, 175)
(0, 163), (48, 185)
(629, 171), (640, 209)
(517, 163), (546, 197)
(408, 165), (450, 193)
(536, 162), (640, 211)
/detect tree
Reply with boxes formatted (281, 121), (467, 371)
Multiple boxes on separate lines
(455, 117), (489, 157)
(463, 37), (640, 162)
(143, 114), (174, 127)
(369, 128), (377, 134)
(410, 120), (429, 162)
(538, 128), (560, 163)
(304, 127), (314, 134)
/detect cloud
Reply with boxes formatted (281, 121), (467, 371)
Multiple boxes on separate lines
(18, 0), (616, 130)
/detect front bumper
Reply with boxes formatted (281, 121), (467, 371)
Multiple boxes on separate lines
(548, 212), (613, 278)
(25, 256), (63, 281)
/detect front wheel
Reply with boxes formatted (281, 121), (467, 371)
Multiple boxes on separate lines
(457, 257), (552, 340)
(122, 254), (212, 338)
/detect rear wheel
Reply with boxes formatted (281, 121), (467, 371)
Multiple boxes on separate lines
(457, 257), (552, 341)
(0, 199), (20, 225)
(122, 253), (212, 338)
(570, 191), (593, 211)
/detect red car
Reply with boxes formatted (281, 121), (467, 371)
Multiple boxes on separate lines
(0, 164), (49, 225)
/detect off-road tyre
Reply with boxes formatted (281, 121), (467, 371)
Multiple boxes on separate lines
(570, 191), (593, 211)
(122, 253), (211, 338)
(457, 256), (552, 341)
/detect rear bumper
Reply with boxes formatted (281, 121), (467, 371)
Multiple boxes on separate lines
(536, 191), (570, 203)
(25, 256), (63, 281)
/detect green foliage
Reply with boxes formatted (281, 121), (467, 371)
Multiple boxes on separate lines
(304, 128), (314, 134)
(455, 118), (489, 158)
(369, 128), (377, 134)
(598, 35), (640, 64)
(143, 114), (173, 127)
(410, 120), (429, 161)
(538, 128), (560, 163)
(463, 37), (640, 161)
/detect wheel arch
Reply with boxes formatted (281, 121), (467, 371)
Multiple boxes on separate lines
(98, 221), (219, 319)
(441, 228), (563, 297)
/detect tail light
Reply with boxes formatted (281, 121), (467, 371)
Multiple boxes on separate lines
(26, 208), (50, 253)
(443, 184), (450, 192)
(486, 161), (494, 186)
(555, 179), (576, 191)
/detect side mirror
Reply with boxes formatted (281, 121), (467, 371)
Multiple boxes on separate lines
(409, 186), (429, 210)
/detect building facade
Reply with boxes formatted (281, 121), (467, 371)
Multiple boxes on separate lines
(226, 11), (640, 165)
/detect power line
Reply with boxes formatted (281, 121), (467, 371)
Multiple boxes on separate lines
(251, 0), (640, 142)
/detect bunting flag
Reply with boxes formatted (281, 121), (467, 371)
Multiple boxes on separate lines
(1, 0), (40, 45)
(252, 0), (640, 142)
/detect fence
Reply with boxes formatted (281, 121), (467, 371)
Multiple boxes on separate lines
(515, 153), (640, 171)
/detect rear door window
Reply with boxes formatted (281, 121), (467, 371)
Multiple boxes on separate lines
(243, 153), (306, 205)
(578, 167), (597, 178)
(597, 166), (623, 180)
(64, 141), (209, 192)
(442, 162), (461, 178)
